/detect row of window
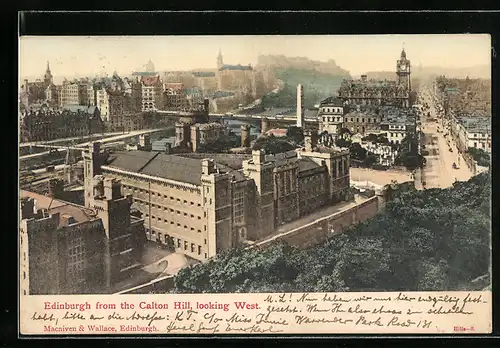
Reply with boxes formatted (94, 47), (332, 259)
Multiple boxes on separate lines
(346, 117), (379, 123)
(67, 261), (85, 282)
(233, 190), (245, 224)
(130, 198), (204, 222)
(472, 142), (491, 149)
(321, 107), (342, 113)
(389, 132), (406, 138)
(323, 116), (342, 123)
(123, 185), (203, 207)
(469, 133), (490, 139)
(148, 229), (208, 259)
(146, 213), (206, 234)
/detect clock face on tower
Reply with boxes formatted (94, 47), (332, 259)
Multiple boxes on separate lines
(400, 63), (407, 71)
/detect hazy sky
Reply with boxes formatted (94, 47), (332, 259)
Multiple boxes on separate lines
(19, 35), (491, 78)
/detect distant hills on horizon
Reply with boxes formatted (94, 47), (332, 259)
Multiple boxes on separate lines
(358, 64), (490, 81)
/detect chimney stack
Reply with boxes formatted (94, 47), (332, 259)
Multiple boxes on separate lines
(103, 178), (122, 200)
(296, 84), (305, 128)
(47, 178), (64, 199)
(93, 175), (105, 198)
(139, 134), (150, 148)
(252, 149), (265, 165)
(20, 197), (36, 220)
(261, 118), (269, 134)
(201, 159), (216, 175)
(241, 124), (251, 147)
(304, 131), (318, 152)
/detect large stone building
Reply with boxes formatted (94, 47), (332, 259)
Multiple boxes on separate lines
(172, 100), (229, 153)
(59, 79), (89, 106)
(342, 105), (382, 135)
(378, 107), (416, 145)
(318, 97), (345, 135)
(20, 106), (103, 143)
(20, 61), (54, 105)
(436, 76), (491, 117)
(450, 114), (491, 153)
(19, 178), (144, 295)
(82, 133), (350, 262)
(141, 75), (163, 112)
(84, 74), (143, 131)
(163, 83), (189, 110)
(216, 50), (265, 99)
(338, 49), (411, 108)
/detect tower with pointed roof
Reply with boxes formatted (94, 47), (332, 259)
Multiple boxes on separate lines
(44, 61), (53, 88)
(396, 48), (411, 107)
(396, 48), (411, 88)
(217, 49), (224, 70)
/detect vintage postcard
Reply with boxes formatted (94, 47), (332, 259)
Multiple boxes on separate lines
(18, 34), (492, 335)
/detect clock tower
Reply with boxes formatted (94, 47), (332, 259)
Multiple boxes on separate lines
(396, 48), (411, 91)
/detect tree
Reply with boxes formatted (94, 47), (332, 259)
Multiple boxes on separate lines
(363, 152), (377, 167)
(416, 259), (450, 291)
(286, 126), (304, 144)
(361, 133), (378, 143)
(335, 237), (392, 291)
(198, 134), (240, 153)
(340, 127), (352, 139)
(335, 137), (351, 148)
(468, 147), (490, 167)
(252, 136), (296, 155)
(395, 133), (424, 170)
(349, 143), (367, 161)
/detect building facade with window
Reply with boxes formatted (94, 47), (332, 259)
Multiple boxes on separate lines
(82, 134), (351, 261)
(338, 49), (411, 108)
(378, 106), (417, 145)
(141, 75), (163, 112)
(20, 192), (106, 295)
(20, 106), (103, 143)
(342, 106), (382, 136)
(451, 115), (491, 153)
(20, 175), (144, 295)
(319, 97), (345, 135)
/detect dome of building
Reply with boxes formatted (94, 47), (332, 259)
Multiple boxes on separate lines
(145, 59), (155, 73)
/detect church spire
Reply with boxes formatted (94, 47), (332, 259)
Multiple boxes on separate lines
(44, 60), (53, 87)
(217, 49), (224, 70)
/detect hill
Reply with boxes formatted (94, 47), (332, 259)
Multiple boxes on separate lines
(173, 171), (491, 293)
(261, 67), (349, 109)
(257, 54), (350, 77)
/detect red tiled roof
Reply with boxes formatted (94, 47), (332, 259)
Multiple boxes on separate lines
(141, 76), (161, 87)
(20, 190), (97, 229)
(265, 128), (288, 137)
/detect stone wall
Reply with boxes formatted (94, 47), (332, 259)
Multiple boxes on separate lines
(254, 196), (379, 250)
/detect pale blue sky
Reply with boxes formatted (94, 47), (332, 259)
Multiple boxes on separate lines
(19, 34), (491, 78)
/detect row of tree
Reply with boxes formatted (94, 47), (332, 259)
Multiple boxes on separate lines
(394, 132), (426, 170)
